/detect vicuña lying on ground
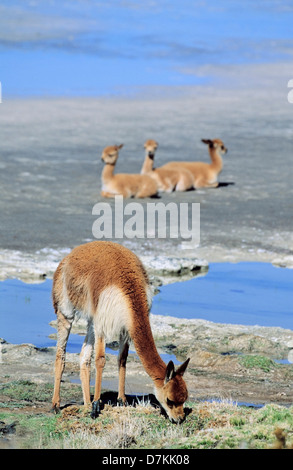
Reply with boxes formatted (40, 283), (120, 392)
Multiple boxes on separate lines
(100, 144), (158, 198)
(162, 138), (228, 189)
(141, 139), (194, 192)
(52, 241), (190, 423)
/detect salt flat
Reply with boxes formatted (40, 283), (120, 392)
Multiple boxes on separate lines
(0, 62), (292, 277)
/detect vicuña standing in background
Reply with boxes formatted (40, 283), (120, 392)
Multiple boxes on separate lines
(52, 241), (190, 423)
(162, 138), (228, 189)
(141, 139), (194, 192)
(100, 144), (158, 198)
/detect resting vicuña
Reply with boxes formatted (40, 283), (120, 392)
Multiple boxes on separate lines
(141, 139), (194, 192)
(162, 138), (228, 189)
(101, 144), (158, 198)
(52, 241), (190, 423)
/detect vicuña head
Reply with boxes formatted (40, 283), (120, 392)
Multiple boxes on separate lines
(101, 143), (122, 165)
(141, 139), (194, 193)
(155, 358), (190, 423)
(100, 144), (158, 198)
(144, 139), (159, 160)
(52, 241), (190, 423)
(201, 138), (228, 155)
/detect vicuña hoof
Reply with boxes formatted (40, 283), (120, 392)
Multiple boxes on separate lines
(117, 397), (127, 407)
(91, 399), (103, 419)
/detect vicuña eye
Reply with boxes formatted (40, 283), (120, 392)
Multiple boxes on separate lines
(166, 398), (174, 408)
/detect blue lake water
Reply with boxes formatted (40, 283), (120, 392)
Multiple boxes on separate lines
(152, 262), (293, 330)
(0, 263), (292, 354)
(1, 1), (292, 97)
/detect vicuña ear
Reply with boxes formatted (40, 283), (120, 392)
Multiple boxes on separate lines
(117, 144), (124, 150)
(165, 361), (175, 383)
(201, 139), (212, 145)
(176, 358), (190, 377)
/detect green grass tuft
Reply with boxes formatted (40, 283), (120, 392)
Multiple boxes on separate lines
(239, 355), (276, 372)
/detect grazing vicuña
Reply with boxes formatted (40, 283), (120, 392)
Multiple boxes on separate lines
(52, 241), (190, 423)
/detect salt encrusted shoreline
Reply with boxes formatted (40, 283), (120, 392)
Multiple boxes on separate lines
(1, 242), (292, 284)
(0, 247), (208, 284)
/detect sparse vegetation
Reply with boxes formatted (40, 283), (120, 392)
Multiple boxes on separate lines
(1, 380), (293, 449)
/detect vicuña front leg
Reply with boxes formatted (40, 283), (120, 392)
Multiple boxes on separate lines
(117, 339), (129, 406)
(91, 336), (105, 419)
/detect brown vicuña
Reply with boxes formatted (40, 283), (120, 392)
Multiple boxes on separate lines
(52, 241), (190, 423)
(141, 139), (194, 192)
(100, 144), (158, 198)
(162, 138), (228, 189)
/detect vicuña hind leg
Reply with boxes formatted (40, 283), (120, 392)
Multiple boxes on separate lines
(101, 190), (118, 198)
(176, 171), (194, 191)
(101, 189), (130, 198)
(52, 310), (73, 412)
(136, 182), (157, 198)
(194, 177), (219, 189)
(136, 188), (151, 198)
(80, 320), (95, 406)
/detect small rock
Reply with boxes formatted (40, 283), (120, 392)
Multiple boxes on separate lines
(0, 421), (17, 435)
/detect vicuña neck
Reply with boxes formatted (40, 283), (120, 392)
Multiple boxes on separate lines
(141, 155), (154, 174)
(102, 163), (115, 183)
(209, 147), (223, 173)
(129, 303), (166, 388)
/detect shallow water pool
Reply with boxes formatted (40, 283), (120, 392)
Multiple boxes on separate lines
(152, 262), (293, 330)
(0, 262), (292, 353)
